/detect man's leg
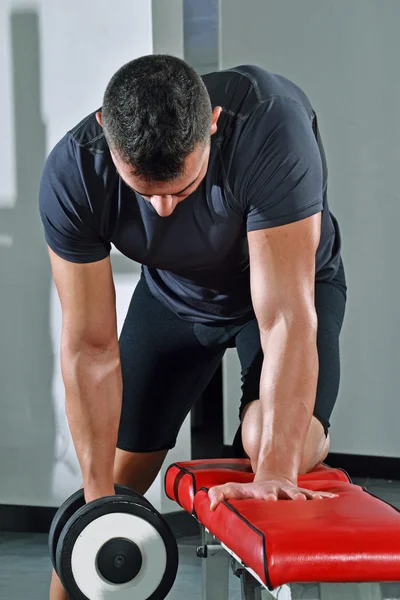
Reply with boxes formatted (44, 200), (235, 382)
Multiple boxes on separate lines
(233, 271), (346, 474)
(241, 402), (330, 474)
(112, 448), (169, 494)
(50, 277), (225, 599)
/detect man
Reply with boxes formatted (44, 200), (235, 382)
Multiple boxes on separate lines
(39, 55), (346, 599)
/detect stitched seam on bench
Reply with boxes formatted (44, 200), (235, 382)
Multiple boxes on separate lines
(361, 487), (400, 514)
(164, 465), (183, 506)
(184, 462), (252, 473)
(198, 486), (272, 590)
(168, 464), (197, 516)
(321, 462), (352, 483)
(173, 471), (186, 507)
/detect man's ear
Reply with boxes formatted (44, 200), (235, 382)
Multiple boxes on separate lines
(95, 111), (103, 127)
(210, 106), (223, 136)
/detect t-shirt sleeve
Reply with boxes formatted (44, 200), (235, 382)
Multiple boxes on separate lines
(39, 134), (111, 263)
(233, 97), (323, 232)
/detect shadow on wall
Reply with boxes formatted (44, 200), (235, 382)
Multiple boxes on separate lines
(184, 0), (219, 75)
(0, 11), (154, 507)
(0, 11), (54, 505)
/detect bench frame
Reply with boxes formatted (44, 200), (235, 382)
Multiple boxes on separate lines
(197, 526), (385, 600)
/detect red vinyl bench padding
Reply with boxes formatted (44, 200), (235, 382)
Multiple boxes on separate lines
(165, 459), (400, 589)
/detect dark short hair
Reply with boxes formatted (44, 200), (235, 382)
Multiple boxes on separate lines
(101, 54), (212, 182)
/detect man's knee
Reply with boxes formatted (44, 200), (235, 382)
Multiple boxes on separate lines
(113, 448), (169, 496)
(241, 400), (262, 472)
(299, 417), (330, 474)
(240, 402), (329, 475)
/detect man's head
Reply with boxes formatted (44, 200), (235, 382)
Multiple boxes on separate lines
(97, 54), (222, 216)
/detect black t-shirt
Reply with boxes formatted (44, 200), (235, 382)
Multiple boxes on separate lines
(39, 64), (341, 324)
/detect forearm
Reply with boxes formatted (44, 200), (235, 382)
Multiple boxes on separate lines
(61, 341), (122, 498)
(255, 318), (318, 482)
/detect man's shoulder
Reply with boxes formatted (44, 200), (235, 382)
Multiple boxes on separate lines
(42, 110), (111, 186)
(202, 65), (260, 118)
(68, 109), (109, 155)
(42, 109), (114, 200)
(202, 65), (312, 118)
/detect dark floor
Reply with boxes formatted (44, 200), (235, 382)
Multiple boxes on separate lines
(1, 478), (399, 600)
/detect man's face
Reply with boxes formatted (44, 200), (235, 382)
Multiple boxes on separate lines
(97, 106), (222, 217)
(112, 143), (210, 217)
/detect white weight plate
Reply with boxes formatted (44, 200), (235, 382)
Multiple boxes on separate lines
(71, 512), (167, 600)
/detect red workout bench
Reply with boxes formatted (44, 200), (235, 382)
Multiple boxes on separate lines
(165, 459), (400, 600)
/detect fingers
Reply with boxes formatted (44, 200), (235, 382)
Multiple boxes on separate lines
(297, 488), (339, 501)
(210, 483), (278, 507)
(284, 489), (308, 501)
(261, 492), (278, 502)
(277, 488), (339, 501)
(315, 492), (338, 499)
(208, 483), (243, 511)
(208, 483), (339, 511)
(208, 487), (225, 511)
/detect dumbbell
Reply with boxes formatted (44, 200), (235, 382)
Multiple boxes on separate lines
(49, 484), (179, 599)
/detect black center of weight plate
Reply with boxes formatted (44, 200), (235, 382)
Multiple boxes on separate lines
(96, 537), (143, 584)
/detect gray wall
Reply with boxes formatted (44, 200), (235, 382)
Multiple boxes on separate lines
(220, 0), (400, 458)
(0, 10), (53, 509)
(152, 0), (184, 57)
(0, 0), (191, 511)
(0, 1), (154, 507)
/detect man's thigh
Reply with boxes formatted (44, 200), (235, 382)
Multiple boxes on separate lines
(313, 275), (346, 435)
(117, 277), (225, 453)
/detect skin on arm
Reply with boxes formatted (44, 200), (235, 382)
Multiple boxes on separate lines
(208, 213), (338, 508)
(248, 213), (321, 481)
(49, 249), (123, 600)
(49, 248), (122, 502)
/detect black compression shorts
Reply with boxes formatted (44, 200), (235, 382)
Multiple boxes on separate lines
(117, 262), (347, 455)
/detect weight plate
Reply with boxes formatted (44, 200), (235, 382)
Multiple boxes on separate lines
(49, 484), (152, 570)
(49, 489), (86, 570)
(56, 495), (178, 600)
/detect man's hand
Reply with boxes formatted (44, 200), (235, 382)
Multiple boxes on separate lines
(208, 475), (338, 511)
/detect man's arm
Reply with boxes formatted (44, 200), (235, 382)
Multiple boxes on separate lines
(247, 213), (320, 483)
(49, 248), (121, 502)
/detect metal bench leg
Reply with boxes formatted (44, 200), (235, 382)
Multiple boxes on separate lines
(319, 583), (383, 600)
(197, 527), (230, 600)
(233, 562), (292, 599)
(240, 569), (263, 600)
(263, 585), (292, 599)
